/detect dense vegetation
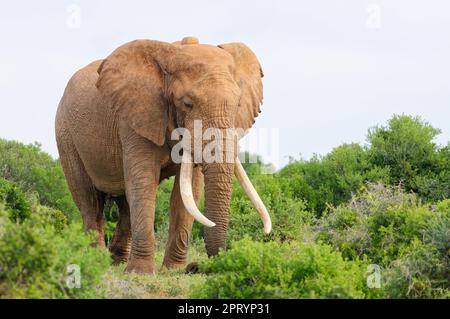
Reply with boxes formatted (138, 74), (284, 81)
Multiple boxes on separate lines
(0, 179), (109, 298)
(279, 115), (449, 215)
(200, 184), (448, 298)
(0, 140), (78, 219)
(0, 114), (448, 298)
(193, 238), (371, 298)
(313, 186), (449, 298)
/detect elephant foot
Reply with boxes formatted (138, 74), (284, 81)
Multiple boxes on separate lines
(185, 262), (199, 274)
(161, 261), (186, 271)
(124, 257), (155, 275)
(110, 247), (130, 265)
(111, 254), (128, 266)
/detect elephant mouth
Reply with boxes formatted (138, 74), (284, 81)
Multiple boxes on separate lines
(179, 150), (272, 234)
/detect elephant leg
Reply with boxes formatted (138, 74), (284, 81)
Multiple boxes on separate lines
(122, 135), (162, 274)
(162, 166), (203, 269)
(109, 196), (131, 265)
(80, 190), (106, 248)
(58, 136), (105, 247)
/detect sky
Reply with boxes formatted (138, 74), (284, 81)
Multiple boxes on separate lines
(0, 0), (449, 169)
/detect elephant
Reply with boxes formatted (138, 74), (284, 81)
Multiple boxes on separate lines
(55, 36), (271, 274)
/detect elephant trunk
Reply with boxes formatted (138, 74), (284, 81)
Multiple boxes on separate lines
(178, 123), (272, 257)
(202, 161), (234, 256)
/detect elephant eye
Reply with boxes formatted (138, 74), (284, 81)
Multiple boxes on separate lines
(183, 100), (193, 109)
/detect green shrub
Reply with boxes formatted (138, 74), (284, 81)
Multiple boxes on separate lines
(367, 115), (449, 201)
(0, 139), (77, 220)
(280, 144), (389, 216)
(313, 184), (450, 298)
(32, 203), (68, 234)
(382, 240), (449, 298)
(0, 178), (31, 222)
(0, 205), (109, 298)
(103, 200), (119, 245)
(414, 145), (450, 202)
(277, 115), (448, 216)
(229, 175), (313, 243)
(192, 237), (369, 298)
(155, 178), (174, 233)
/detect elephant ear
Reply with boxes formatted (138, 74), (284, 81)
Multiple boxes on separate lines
(218, 42), (264, 131)
(96, 40), (176, 146)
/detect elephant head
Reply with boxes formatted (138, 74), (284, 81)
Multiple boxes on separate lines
(96, 37), (271, 256)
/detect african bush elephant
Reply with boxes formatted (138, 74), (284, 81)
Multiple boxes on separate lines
(55, 36), (271, 274)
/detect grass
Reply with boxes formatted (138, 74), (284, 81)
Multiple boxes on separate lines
(99, 235), (207, 299)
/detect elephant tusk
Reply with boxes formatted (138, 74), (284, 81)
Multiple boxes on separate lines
(234, 157), (272, 234)
(180, 151), (216, 228)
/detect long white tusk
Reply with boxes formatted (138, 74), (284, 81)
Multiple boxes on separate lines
(234, 157), (272, 234)
(179, 151), (216, 228)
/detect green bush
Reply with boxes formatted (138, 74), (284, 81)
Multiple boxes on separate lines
(367, 115), (449, 201)
(313, 184), (450, 298)
(0, 139), (77, 220)
(32, 202), (69, 234)
(0, 205), (109, 298)
(280, 144), (389, 216)
(0, 177), (67, 230)
(155, 178), (174, 233)
(382, 239), (449, 298)
(193, 237), (370, 298)
(103, 201), (119, 245)
(229, 175), (313, 243)
(413, 145), (450, 202)
(0, 178), (31, 222)
(278, 115), (448, 216)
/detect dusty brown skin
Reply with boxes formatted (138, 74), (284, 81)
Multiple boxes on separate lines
(55, 37), (263, 274)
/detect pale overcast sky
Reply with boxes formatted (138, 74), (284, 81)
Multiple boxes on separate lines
(0, 1), (449, 168)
